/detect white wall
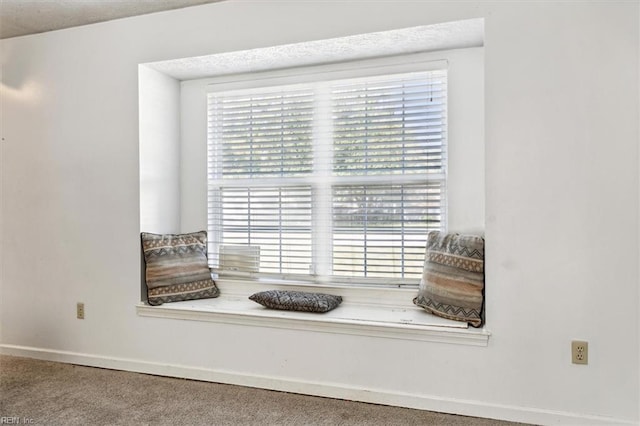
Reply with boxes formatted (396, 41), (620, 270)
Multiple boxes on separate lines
(139, 65), (181, 234)
(1, 1), (638, 424)
(180, 77), (208, 233)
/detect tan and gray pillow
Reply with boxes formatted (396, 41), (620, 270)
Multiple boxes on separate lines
(141, 231), (220, 306)
(413, 231), (484, 327)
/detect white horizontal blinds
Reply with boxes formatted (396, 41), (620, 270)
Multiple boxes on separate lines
(332, 183), (443, 279)
(219, 186), (312, 275)
(332, 71), (446, 177)
(207, 86), (315, 275)
(214, 87), (314, 179)
(330, 70), (447, 281)
(208, 67), (447, 285)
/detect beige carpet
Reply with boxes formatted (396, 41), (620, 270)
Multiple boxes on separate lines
(1, 355), (528, 425)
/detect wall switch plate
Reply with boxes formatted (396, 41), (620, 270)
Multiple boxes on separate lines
(76, 302), (85, 320)
(572, 340), (588, 365)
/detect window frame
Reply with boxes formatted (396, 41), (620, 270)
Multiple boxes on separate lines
(206, 56), (450, 288)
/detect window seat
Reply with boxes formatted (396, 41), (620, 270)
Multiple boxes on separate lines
(136, 279), (490, 347)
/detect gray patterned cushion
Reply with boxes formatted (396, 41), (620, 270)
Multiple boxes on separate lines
(141, 231), (220, 306)
(249, 290), (342, 313)
(413, 231), (485, 327)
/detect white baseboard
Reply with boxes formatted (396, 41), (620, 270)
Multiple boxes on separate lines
(1, 344), (635, 426)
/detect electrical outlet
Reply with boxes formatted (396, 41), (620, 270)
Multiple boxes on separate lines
(76, 302), (85, 320)
(572, 340), (588, 365)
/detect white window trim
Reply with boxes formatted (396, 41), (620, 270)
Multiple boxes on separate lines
(137, 279), (490, 346)
(206, 54), (449, 286)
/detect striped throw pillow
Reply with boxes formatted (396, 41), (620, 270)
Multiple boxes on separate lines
(141, 231), (220, 306)
(413, 231), (484, 327)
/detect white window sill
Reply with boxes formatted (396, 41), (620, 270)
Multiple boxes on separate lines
(136, 279), (491, 347)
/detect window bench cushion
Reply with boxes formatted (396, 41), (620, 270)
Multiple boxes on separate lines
(137, 278), (490, 347)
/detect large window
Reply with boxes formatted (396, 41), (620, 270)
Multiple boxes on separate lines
(207, 64), (447, 286)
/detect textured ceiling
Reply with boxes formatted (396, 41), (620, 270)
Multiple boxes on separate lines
(0, 0), (225, 39)
(147, 19), (485, 81)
